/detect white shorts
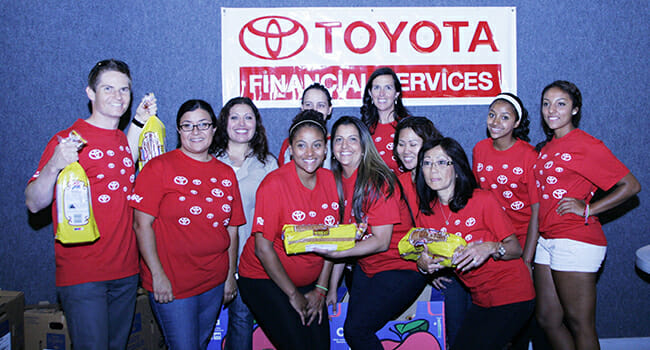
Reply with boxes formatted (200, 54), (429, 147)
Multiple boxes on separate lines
(534, 236), (607, 273)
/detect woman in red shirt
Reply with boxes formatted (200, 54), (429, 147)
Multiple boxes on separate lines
(472, 93), (538, 263)
(416, 137), (535, 350)
(317, 116), (424, 350)
(533, 81), (641, 350)
(131, 100), (246, 349)
(360, 67), (411, 173)
(237, 110), (337, 350)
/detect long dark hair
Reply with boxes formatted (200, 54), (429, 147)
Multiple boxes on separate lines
(416, 138), (478, 215)
(487, 92), (530, 142)
(393, 116), (443, 171)
(213, 97), (273, 165)
(330, 116), (414, 225)
(175, 99), (218, 152)
(535, 80), (582, 151)
(360, 67), (410, 133)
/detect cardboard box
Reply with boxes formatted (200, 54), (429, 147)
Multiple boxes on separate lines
(0, 291), (25, 350)
(329, 300), (445, 350)
(24, 304), (70, 350)
(207, 305), (228, 350)
(127, 292), (166, 350)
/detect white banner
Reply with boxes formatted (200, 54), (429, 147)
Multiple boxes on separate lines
(221, 7), (517, 108)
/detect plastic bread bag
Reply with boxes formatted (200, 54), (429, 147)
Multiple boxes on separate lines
(55, 131), (100, 244)
(398, 227), (467, 267)
(138, 93), (166, 170)
(282, 223), (365, 255)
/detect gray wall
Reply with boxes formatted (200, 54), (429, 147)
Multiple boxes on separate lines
(1, 0), (648, 338)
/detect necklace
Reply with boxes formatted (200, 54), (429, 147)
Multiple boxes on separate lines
(438, 200), (451, 226)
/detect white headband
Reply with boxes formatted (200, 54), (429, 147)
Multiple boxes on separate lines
(493, 93), (523, 119)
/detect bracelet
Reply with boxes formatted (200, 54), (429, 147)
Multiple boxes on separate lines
(315, 289), (327, 298)
(584, 204), (590, 225)
(315, 284), (328, 292)
(132, 118), (145, 128)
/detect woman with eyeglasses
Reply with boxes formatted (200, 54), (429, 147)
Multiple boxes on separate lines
(533, 81), (640, 350)
(131, 99), (245, 349)
(415, 137), (535, 350)
(360, 67), (411, 173)
(393, 117), (472, 347)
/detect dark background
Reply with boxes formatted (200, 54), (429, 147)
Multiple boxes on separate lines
(1, 0), (648, 338)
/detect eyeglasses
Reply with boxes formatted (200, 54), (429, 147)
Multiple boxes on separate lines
(422, 159), (454, 169)
(178, 122), (213, 132)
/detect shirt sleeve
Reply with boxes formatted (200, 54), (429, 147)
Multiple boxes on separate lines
(577, 139), (629, 191)
(129, 158), (165, 217)
(365, 187), (401, 226)
(252, 176), (283, 241)
(28, 134), (63, 184)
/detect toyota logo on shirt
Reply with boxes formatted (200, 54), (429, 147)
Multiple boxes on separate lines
(239, 16), (308, 60)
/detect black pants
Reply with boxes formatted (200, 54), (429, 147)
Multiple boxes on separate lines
(238, 277), (330, 350)
(452, 299), (535, 350)
(343, 268), (427, 350)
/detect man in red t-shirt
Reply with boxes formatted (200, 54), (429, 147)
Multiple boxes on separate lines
(25, 59), (152, 350)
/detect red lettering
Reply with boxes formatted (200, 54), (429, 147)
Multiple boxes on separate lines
(344, 21), (376, 54)
(443, 21), (469, 52)
(378, 21), (407, 53)
(409, 21), (442, 53)
(468, 21), (498, 52)
(315, 22), (342, 54)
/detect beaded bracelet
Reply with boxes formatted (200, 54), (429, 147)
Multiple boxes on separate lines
(315, 284), (328, 292)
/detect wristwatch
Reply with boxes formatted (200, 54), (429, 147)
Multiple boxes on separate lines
(494, 243), (506, 260)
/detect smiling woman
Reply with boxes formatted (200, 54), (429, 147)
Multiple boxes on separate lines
(360, 67), (411, 173)
(212, 97), (277, 350)
(237, 110), (337, 350)
(130, 99), (245, 349)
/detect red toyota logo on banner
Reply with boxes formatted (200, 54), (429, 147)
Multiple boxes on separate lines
(239, 16), (308, 60)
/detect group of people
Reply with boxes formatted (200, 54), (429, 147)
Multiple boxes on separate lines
(25, 59), (640, 350)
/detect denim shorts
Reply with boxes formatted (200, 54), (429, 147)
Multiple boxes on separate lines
(534, 236), (606, 272)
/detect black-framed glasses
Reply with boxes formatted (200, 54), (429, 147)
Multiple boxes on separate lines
(178, 122), (213, 132)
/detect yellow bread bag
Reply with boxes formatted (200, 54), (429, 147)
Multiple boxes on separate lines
(138, 93), (165, 170)
(398, 227), (467, 267)
(283, 224), (361, 255)
(55, 131), (100, 244)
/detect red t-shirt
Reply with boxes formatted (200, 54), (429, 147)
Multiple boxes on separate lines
(130, 150), (246, 298)
(238, 162), (339, 287)
(398, 171), (418, 215)
(472, 139), (539, 248)
(372, 121), (403, 173)
(29, 119), (139, 287)
(341, 170), (417, 276)
(416, 189), (534, 307)
(535, 129), (629, 246)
